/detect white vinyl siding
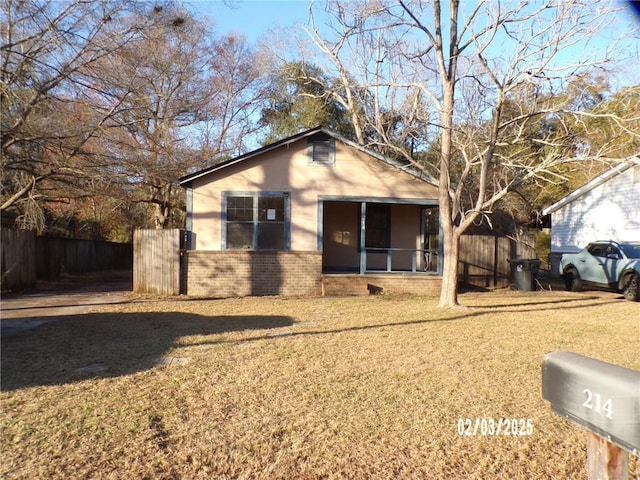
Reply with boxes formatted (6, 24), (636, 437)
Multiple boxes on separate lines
(550, 166), (640, 253)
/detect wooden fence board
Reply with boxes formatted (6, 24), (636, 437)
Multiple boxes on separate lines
(133, 229), (183, 295)
(35, 237), (132, 278)
(459, 235), (537, 288)
(1, 229), (36, 291)
(1, 229), (132, 291)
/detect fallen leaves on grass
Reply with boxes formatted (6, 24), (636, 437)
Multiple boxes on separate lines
(2, 291), (639, 479)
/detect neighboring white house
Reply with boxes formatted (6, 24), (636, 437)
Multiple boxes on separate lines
(542, 157), (640, 270)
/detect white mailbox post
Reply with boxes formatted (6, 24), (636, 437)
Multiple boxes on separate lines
(542, 351), (640, 480)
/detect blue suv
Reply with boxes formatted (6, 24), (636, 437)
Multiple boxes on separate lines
(559, 241), (640, 301)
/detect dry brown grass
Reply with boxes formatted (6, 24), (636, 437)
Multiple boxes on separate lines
(2, 289), (639, 479)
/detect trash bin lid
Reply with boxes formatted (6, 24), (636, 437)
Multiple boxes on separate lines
(508, 258), (540, 264)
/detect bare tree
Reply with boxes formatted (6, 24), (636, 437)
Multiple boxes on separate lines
(309, 0), (639, 306)
(200, 33), (268, 161)
(88, 9), (265, 229)
(85, 6), (215, 229)
(2, 1), (265, 231)
(0, 0), (159, 229)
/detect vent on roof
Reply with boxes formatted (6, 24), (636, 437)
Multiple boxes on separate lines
(307, 137), (335, 166)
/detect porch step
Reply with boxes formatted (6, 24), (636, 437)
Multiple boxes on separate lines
(322, 275), (370, 297)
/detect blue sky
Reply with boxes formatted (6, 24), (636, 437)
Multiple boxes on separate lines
(187, 0), (639, 89)
(188, 0), (312, 42)
(188, 0), (640, 43)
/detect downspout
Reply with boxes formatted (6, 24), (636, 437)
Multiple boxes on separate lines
(360, 202), (367, 274)
(185, 186), (193, 249)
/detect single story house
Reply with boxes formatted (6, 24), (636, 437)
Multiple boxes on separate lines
(542, 157), (640, 271)
(178, 126), (444, 297)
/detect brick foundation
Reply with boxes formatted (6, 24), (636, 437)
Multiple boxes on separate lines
(184, 251), (443, 298)
(321, 275), (370, 296)
(322, 273), (442, 296)
(364, 274), (442, 296)
(184, 250), (323, 297)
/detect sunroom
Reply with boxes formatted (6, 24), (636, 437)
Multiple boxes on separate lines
(321, 199), (441, 274)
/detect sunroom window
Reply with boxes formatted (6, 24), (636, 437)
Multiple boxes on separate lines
(365, 204), (390, 249)
(224, 193), (289, 250)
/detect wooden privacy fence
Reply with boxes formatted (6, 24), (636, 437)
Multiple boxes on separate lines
(1, 229), (133, 291)
(36, 236), (132, 278)
(1, 229), (37, 291)
(133, 229), (184, 295)
(459, 234), (537, 288)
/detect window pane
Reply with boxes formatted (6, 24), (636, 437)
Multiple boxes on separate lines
(257, 222), (284, 250)
(365, 204), (390, 248)
(227, 223), (253, 249)
(227, 196), (253, 221)
(424, 207), (439, 234)
(258, 196), (284, 221)
(225, 193), (288, 251)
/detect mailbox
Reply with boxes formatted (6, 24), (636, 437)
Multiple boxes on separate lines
(542, 351), (640, 456)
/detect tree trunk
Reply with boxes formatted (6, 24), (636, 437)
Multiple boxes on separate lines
(153, 183), (172, 229)
(154, 200), (170, 229)
(437, 75), (459, 307)
(439, 226), (460, 307)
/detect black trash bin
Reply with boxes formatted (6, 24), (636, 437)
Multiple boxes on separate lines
(508, 258), (541, 291)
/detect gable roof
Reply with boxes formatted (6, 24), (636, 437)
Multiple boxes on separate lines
(179, 126), (437, 187)
(542, 157), (640, 216)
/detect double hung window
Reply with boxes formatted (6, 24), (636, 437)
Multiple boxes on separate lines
(224, 193), (289, 250)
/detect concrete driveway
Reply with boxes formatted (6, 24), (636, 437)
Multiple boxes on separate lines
(1, 272), (131, 337)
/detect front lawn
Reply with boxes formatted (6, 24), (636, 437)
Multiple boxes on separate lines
(2, 290), (638, 479)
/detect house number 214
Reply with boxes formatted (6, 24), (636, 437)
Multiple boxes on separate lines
(582, 389), (613, 419)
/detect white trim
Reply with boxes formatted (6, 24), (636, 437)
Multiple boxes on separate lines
(542, 157), (640, 215)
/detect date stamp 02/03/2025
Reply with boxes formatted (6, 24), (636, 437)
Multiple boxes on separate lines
(457, 418), (534, 436)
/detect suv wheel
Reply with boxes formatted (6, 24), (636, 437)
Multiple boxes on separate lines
(564, 267), (582, 292)
(622, 272), (640, 302)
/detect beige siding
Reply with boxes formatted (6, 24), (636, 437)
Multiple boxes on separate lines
(190, 138), (437, 251)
